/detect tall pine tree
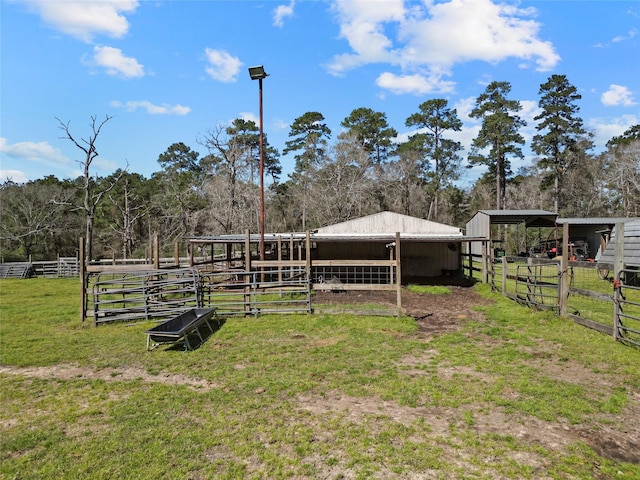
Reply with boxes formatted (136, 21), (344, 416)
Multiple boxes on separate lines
(532, 74), (592, 213)
(469, 81), (526, 210)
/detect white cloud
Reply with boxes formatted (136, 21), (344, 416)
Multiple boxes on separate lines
(612, 28), (639, 43)
(21, 0), (138, 42)
(238, 112), (259, 124)
(0, 170), (29, 184)
(601, 84), (637, 107)
(273, 1), (295, 27)
(204, 48), (242, 82)
(89, 46), (144, 78)
(111, 100), (190, 115)
(596, 28), (639, 47)
(589, 114), (639, 150)
(328, 0), (560, 95)
(0, 137), (69, 165)
(376, 71), (455, 95)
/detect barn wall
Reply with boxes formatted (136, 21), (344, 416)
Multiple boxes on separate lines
(315, 242), (387, 260)
(402, 242), (460, 278)
(315, 241), (460, 279)
(466, 213), (490, 256)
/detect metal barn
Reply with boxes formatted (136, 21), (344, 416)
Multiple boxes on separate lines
(465, 210), (557, 256)
(312, 211), (471, 281)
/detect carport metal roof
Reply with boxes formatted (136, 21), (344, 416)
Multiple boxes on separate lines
(476, 209), (558, 227)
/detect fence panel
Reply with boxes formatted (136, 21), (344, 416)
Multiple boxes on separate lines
(565, 261), (615, 335)
(200, 269), (311, 317)
(615, 269), (640, 347)
(512, 262), (560, 311)
(89, 268), (200, 324)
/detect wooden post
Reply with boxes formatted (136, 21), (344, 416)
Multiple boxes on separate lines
(305, 231), (311, 277)
(189, 241), (194, 267)
(79, 237), (86, 323)
(613, 222), (625, 340)
(245, 229), (251, 273)
(277, 236), (283, 284)
(396, 232), (402, 316)
(559, 222), (569, 316)
(244, 229), (251, 315)
(153, 234), (160, 269)
(289, 234), (294, 260)
(174, 241), (180, 267)
(501, 256), (507, 297)
(481, 241), (488, 284)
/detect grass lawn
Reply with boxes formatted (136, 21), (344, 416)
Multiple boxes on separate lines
(1, 278), (639, 479)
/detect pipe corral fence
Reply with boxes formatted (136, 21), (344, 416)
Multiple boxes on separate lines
(465, 221), (640, 348)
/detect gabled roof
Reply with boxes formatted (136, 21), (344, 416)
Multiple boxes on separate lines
(316, 211), (462, 236)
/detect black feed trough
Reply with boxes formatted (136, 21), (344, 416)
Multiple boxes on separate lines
(145, 308), (217, 351)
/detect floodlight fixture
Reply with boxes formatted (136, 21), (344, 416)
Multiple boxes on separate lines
(248, 65), (268, 80)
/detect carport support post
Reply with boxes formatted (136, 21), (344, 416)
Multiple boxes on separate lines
(396, 232), (402, 316)
(559, 222), (569, 316)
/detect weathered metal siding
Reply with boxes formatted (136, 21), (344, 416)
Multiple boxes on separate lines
(315, 241), (459, 278)
(318, 211), (461, 235)
(466, 212), (490, 256)
(599, 220), (640, 267)
(315, 242), (387, 260)
(401, 242), (459, 277)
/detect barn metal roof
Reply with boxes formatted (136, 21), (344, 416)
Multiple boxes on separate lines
(185, 211), (485, 244)
(316, 211), (462, 235)
(185, 232), (486, 244)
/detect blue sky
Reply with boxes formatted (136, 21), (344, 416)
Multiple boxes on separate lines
(1, 0), (638, 187)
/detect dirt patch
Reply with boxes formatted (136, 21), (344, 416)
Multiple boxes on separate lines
(0, 364), (219, 391)
(314, 284), (492, 335)
(310, 284), (640, 466)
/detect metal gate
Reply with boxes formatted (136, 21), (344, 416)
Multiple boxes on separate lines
(199, 268), (312, 317)
(509, 262), (560, 312)
(614, 269), (640, 347)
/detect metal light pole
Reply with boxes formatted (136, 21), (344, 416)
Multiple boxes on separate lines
(248, 65), (268, 263)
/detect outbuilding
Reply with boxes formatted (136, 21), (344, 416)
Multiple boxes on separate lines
(312, 211), (471, 281)
(186, 211), (486, 284)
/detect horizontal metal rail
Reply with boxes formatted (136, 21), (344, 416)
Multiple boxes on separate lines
(513, 264), (559, 310)
(199, 269), (311, 317)
(89, 269), (200, 325)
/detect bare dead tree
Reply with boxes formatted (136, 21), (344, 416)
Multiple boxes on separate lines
(56, 115), (127, 262)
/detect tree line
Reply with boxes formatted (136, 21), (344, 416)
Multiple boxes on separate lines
(1, 74), (639, 262)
